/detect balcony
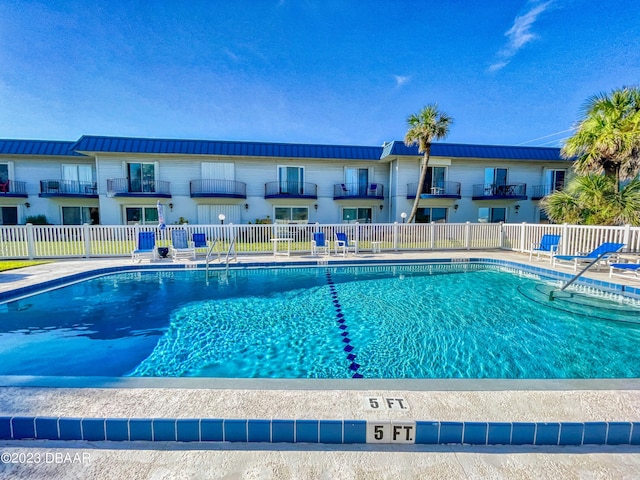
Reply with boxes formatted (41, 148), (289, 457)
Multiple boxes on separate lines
(39, 179), (98, 198)
(264, 181), (317, 199)
(106, 178), (171, 198)
(472, 183), (527, 200)
(333, 183), (384, 200)
(190, 179), (247, 198)
(531, 185), (563, 200)
(0, 179), (27, 198)
(407, 181), (461, 199)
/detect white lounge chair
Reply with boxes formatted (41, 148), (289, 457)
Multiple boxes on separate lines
(132, 231), (158, 263)
(169, 229), (196, 261)
(609, 262), (640, 282)
(335, 232), (358, 256)
(311, 232), (329, 256)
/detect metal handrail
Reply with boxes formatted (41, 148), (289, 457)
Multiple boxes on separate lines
(224, 236), (237, 273)
(549, 250), (617, 300)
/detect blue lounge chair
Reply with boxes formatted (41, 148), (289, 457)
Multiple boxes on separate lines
(192, 233), (210, 256)
(529, 234), (561, 263)
(609, 262), (640, 281)
(335, 232), (358, 256)
(553, 242), (625, 271)
(131, 231), (157, 263)
(169, 229), (196, 261)
(311, 232), (329, 256)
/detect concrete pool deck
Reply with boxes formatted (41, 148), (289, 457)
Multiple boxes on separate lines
(1, 251), (640, 479)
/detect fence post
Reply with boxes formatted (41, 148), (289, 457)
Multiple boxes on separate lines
(393, 222), (399, 251)
(429, 222), (435, 250)
(465, 221), (471, 250)
(83, 223), (91, 258)
(26, 223), (35, 259)
(561, 223), (569, 255)
(519, 222), (527, 253)
(623, 224), (631, 252)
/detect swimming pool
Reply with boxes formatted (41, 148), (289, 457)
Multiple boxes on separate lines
(1, 263), (640, 379)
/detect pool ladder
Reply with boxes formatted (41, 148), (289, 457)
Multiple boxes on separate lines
(205, 236), (237, 283)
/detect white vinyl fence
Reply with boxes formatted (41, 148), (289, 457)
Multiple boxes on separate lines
(0, 222), (638, 260)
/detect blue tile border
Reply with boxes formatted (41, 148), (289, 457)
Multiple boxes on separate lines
(3, 257), (640, 305)
(2, 416), (640, 446)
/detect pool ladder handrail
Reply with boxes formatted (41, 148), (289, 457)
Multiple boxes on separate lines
(549, 250), (618, 300)
(224, 235), (237, 273)
(205, 236), (237, 282)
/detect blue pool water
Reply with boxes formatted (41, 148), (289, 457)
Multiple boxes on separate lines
(1, 264), (640, 379)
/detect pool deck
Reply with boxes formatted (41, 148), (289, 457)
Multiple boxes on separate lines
(1, 251), (640, 479)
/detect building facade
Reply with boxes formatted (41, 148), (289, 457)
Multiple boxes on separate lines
(0, 136), (571, 226)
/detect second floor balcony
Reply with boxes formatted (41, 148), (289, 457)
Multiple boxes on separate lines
(333, 183), (384, 200)
(264, 181), (317, 199)
(107, 178), (171, 198)
(190, 179), (247, 198)
(531, 185), (563, 200)
(472, 183), (527, 200)
(39, 179), (98, 198)
(407, 181), (461, 199)
(0, 179), (27, 197)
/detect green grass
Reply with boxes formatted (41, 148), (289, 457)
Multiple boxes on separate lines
(0, 260), (53, 272)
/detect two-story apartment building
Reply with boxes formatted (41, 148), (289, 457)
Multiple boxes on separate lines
(0, 135), (571, 226)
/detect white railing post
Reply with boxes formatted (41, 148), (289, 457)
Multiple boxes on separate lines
(561, 223), (569, 255)
(465, 221), (471, 250)
(83, 223), (91, 258)
(393, 222), (399, 251)
(623, 224), (631, 252)
(519, 222), (527, 253)
(26, 223), (35, 259)
(430, 222), (435, 250)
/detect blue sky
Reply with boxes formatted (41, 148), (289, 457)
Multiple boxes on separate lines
(1, 0), (639, 147)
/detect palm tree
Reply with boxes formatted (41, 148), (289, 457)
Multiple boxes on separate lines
(404, 104), (453, 223)
(562, 86), (640, 193)
(541, 174), (640, 226)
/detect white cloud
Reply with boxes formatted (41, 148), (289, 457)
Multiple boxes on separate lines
(393, 75), (410, 87)
(489, 1), (553, 72)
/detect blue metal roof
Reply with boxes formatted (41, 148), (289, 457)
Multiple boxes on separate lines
(0, 139), (83, 156)
(381, 140), (565, 161)
(71, 136), (384, 160)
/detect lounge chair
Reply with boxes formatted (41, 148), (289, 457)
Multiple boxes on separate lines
(609, 262), (640, 282)
(192, 233), (210, 256)
(529, 234), (561, 263)
(311, 232), (329, 256)
(553, 242), (625, 271)
(169, 229), (196, 261)
(335, 232), (358, 256)
(131, 231), (158, 263)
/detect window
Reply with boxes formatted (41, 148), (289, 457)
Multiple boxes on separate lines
(125, 206), (158, 225)
(342, 207), (372, 223)
(478, 207), (506, 223)
(344, 167), (369, 195)
(545, 169), (566, 192)
(278, 166), (304, 195)
(485, 167), (507, 186)
(275, 207), (308, 223)
(62, 207), (99, 225)
(0, 164), (8, 183)
(416, 207), (447, 223)
(128, 163), (156, 193)
(420, 167), (446, 194)
(0, 206), (17, 225)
